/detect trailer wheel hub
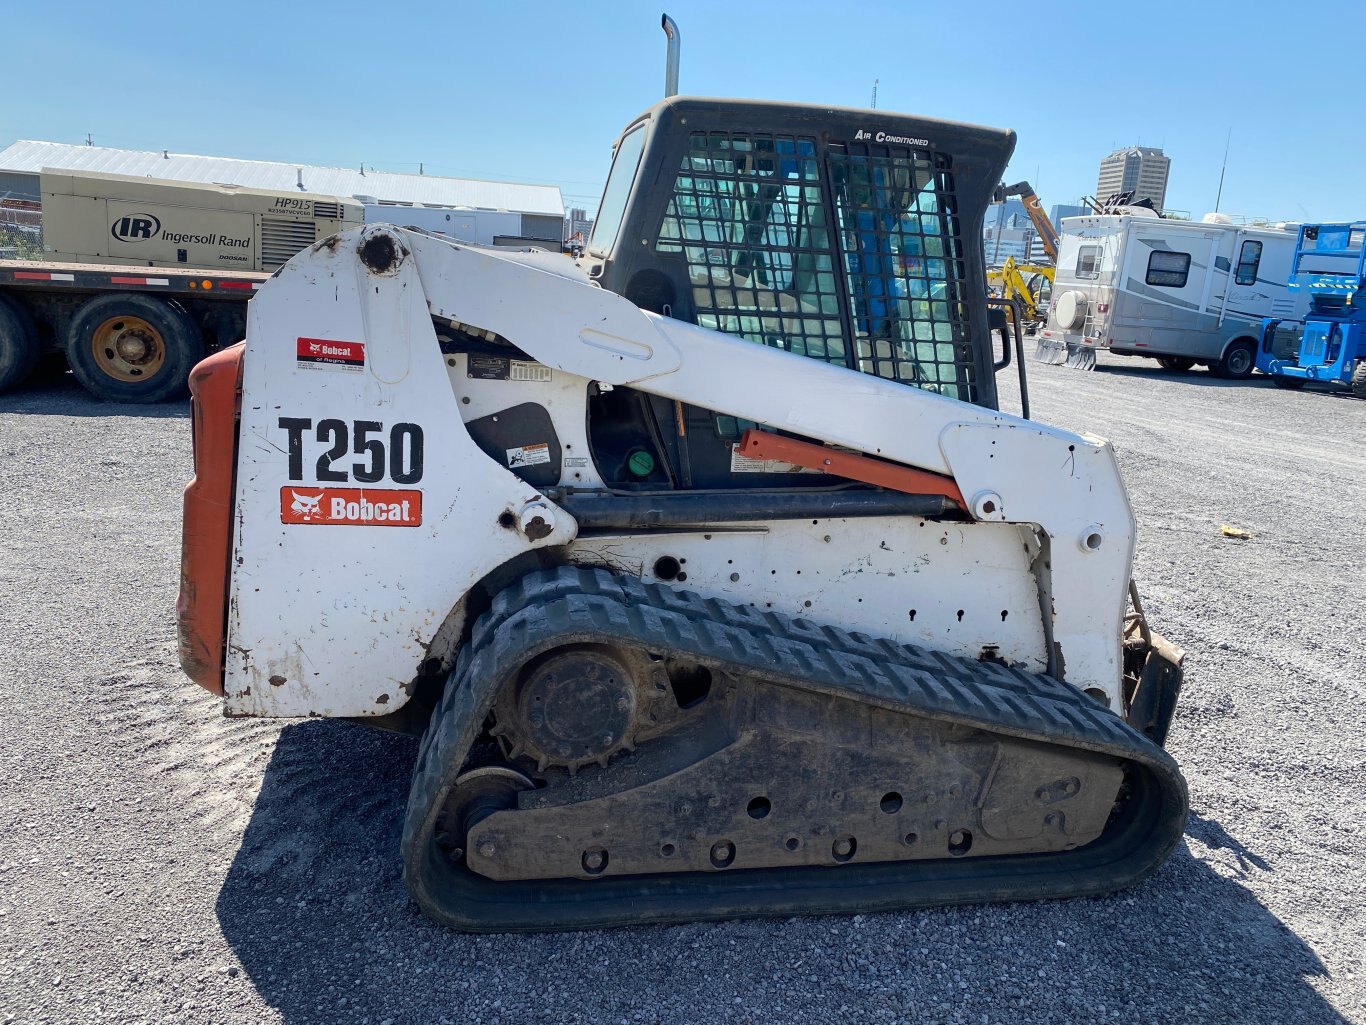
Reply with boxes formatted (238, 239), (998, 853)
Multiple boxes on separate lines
(92, 316), (165, 381)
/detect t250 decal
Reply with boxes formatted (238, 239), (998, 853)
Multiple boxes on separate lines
(278, 418), (424, 484)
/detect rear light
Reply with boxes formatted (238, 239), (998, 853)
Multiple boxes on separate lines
(1097, 303), (1109, 313)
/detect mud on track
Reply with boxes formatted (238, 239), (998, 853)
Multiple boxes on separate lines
(1, 357), (1363, 1024)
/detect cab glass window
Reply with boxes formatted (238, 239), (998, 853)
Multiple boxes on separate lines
(1146, 250), (1191, 288)
(1235, 240), (1262, 286)
(589, 124), (647, 256)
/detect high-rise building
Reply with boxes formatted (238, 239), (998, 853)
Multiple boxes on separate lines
(1096, 146), (1170, 212)
(565, 206), (594, 245)
(1050, 203), (1087, 228)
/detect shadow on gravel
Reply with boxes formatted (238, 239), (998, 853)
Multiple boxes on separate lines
(0, 378), (190, 418)
(1091, 365), (1262, 389)
(217, 721), (1348, 1025)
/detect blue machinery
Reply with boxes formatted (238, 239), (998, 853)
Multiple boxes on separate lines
(1257, 222), (1366, 396)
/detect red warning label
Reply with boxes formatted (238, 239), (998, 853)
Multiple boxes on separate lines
(296, 337), (364, 371)
(280, 487), (422, 526)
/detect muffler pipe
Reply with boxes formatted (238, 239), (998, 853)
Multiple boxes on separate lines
(662, 13), (680, 97)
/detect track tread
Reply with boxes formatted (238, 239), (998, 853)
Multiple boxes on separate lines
(402, 567), (1187, 930)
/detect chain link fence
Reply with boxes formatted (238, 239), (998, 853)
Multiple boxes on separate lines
(0, 193), (43, 260)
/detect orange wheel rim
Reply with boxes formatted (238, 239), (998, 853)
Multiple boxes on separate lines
(90, 315), (165, 382)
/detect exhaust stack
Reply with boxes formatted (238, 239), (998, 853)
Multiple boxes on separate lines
(661, 13), (680, 97)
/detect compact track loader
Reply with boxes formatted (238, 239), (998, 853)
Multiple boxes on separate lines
(177, 97), (1188, 931)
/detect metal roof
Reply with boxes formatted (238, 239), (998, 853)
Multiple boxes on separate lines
(0, 140), (563, 217)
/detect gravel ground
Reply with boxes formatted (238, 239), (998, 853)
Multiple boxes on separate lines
(1, 354), (1363, 1025)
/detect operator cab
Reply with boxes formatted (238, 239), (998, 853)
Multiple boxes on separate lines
(576, 97), (1016, 490)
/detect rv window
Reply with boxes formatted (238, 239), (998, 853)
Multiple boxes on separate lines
(1235, 240), (1262, 286)
(1075, 245), (1101, 279)
(1146, 250), (1191, 288)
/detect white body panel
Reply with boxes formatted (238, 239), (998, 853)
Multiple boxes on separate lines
(225, 226), (1138, 717)
(569, 520), (1051, 672)
(1040, 214), (1305, 362)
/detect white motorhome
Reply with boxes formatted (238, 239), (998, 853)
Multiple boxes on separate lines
(360, 204), (524, 246)
(1037, 210), (1304, 376)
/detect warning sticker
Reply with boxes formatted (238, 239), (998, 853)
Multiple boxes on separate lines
(280, 487), (422, 526)
(730, 445), (820, 474)
(510, 360), (552, 382)
(297, 337), (364, 372)
(507, 443), (552, 469)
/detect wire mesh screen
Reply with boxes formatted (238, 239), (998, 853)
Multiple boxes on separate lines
(657, 131), (979, 401)
(827, 142), (977, 402)
(657, 132), (847, 365)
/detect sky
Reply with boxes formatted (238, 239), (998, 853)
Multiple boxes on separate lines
(4, 0), (1365, 224)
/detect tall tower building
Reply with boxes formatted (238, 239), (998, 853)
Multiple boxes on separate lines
(1096, 146), (1170, 212)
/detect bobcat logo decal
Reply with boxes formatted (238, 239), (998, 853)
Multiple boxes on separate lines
(290, 491), (323, 521)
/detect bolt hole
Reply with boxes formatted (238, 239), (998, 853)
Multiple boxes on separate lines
(710, 840), (736, 868)
(903, 832), (918, 847)
(1001, 610), (1009, 621)
(948, 829), (973, 857)
(908, 610), (916, 621)
(956, 610), (965, 622)
(880, 792), (903, 814)
(832, 836), (857, 863)
(497, 511), (516, 529)
(746, 796), (771, 820)
(785, 836), (801, 852)
(581, 848), (609, 875)
(660, 842), (676, 858)
(653, 556), (681, 581)
(1084, 532), (1103, 551)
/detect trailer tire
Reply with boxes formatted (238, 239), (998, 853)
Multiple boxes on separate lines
(1156, 356), (1195, 372)
(1214, 339), (1256, 380)
(0, 293), (40, 394)
(1351, 361), (1366, 400)
(65, 294), (203, 403)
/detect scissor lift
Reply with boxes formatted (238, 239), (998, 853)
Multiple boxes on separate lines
(1257, 222), (1366, 396)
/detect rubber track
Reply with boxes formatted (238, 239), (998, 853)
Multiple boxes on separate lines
(402, 567), (1188, 932)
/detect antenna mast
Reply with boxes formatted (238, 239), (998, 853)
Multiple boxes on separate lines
(1214, 128), (1232, 213)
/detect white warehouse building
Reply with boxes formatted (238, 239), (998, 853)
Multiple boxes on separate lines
(0, 140), (566, 246)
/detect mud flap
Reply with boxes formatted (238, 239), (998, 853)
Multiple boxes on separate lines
(1033, 338), (1097, 371)
(1034, 336), (1068, 365)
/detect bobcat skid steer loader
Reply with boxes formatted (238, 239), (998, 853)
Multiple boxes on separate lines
(177, 98), (1187, 931)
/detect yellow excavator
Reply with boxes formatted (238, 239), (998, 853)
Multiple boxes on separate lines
(988, 181), (1061, 330)
(987, 257), (1054, 330)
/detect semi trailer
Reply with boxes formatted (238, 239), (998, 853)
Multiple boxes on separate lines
(0, 170), (362, 402)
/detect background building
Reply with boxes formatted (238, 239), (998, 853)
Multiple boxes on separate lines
(1050, 203), (1087, 227)
(1096, 146), (1170, 212)
(983, 198), (1033, 263)
(0, 139), (565, 243)
(564, 206), (595, 248)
